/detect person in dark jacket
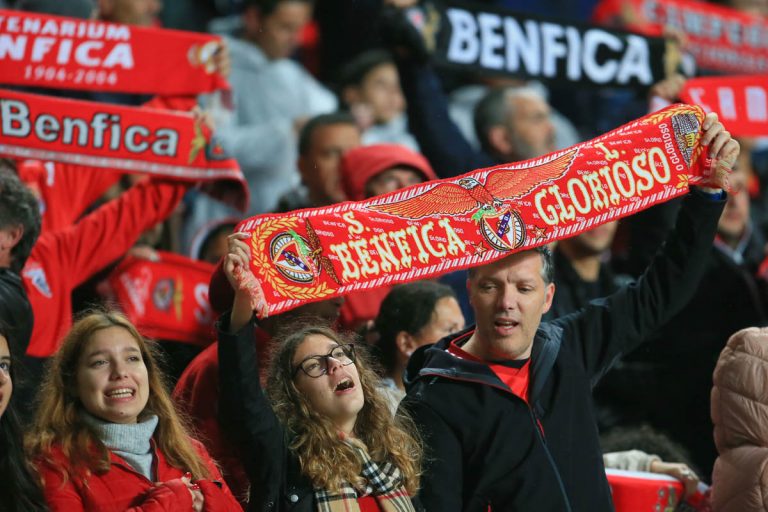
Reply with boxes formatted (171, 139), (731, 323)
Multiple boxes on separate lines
(0, 163), (42, 423)
(399, 114), (738, 511)
(217, 233), (423, 511)
(0, 163), (41, 359)
(0, 324), (48, 512)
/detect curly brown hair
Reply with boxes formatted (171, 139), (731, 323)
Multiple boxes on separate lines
(26, 310), (211, 484)
(266, 323), (422, 494)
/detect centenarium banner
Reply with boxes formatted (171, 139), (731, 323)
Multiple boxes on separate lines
(104, 251), (216, 345)
(235, 104), (723, 318)
(409, 0), (674, 89)
(592, 0), (768, 74)
(0, 88), (248, 210)
(0, 9), (228, 95)
(681, 76), (768, 137)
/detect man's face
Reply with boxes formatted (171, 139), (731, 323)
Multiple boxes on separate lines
(250, 1), (311, 60)
(358, 63), (406, 124)
(365, 167), (424, 197)
(503, 95), (555, 160)
(468, 251), (555, 360)
(718, 171), (750, 244)
(299, 124), (361, 206)
(99, 0), (161, 26)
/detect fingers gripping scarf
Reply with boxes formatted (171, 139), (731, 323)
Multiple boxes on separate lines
(314, 438), (415, 512)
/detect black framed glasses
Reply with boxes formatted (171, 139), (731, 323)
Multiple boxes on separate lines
(292, 344), (356, 378)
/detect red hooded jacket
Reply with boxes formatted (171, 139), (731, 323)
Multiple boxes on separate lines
(338, 144), (437, 329)
(37, 439), (241, 511)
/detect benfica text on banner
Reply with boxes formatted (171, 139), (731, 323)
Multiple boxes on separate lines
(0, 9), (229, 95)
(418, 0), (673, 89)
(0, 88), (248, 211)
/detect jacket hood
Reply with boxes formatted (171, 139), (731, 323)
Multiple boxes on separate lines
(712, 327), (768, 451)
(403, 323), (563, 402)
(341, 144), (437, 201)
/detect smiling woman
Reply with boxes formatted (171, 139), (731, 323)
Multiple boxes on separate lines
(26, 311), (242, 512)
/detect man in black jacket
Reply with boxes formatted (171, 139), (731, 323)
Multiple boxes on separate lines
(400, 115), (739, 511)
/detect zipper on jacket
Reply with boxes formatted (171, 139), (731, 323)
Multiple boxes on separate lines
(529, 407), (573, 512)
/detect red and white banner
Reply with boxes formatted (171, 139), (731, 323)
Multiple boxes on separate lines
(0, 9), (229, 95)
(235, 104), (722, 318)
(682, 75), (768, 137)
(105, 252), (216, 345)
(593, 0), (768, 74)
(0, 88), (248, 210)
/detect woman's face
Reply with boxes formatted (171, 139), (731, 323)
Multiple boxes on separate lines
(292, 334), (365, 435)
(75, 327), (150, 424)
(0, 335), (12, 419)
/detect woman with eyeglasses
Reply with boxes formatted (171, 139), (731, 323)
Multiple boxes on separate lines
(218, 233), (423, 511)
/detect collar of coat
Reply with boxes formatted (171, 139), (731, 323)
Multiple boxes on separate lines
(403, 322), (563, 404)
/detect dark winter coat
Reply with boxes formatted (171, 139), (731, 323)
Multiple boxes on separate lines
(400, 191), (724, 511)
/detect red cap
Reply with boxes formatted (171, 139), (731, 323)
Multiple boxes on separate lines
(341, 144), (437, 201)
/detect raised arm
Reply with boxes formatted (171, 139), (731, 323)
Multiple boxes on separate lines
(216, 233), (286, 491)
(560, 113), (739, 380)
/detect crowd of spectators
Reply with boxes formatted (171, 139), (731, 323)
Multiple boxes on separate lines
(1, 0), (767, 511)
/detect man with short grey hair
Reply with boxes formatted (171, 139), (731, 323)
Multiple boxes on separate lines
(400, 115), (739, 511)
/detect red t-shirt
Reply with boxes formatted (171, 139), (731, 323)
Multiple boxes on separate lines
(358, 495), (384, 511)
(447, 337), (531, 403)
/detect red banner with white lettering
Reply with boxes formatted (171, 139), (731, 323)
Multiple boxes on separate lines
(234, 104), (722, 318)
(104, 252), (216, 345)
(0, 88), (248, 210)
(681, 76), (768, 137)
(0, 9), (228, 95)
(592, 0), (768, 74)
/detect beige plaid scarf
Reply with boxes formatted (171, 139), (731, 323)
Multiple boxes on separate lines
(314, 438), (415, 512)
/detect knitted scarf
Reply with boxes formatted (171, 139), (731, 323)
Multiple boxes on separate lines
(314, 439), (415, 512)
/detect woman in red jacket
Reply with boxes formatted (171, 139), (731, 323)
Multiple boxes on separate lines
(27, 311), (242, 512)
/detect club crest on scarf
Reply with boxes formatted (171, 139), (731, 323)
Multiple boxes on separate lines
(269, 220), (341, 285)
(152, 277), (184, 321)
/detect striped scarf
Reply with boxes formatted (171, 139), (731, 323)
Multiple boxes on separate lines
(314, 438), (415, 512)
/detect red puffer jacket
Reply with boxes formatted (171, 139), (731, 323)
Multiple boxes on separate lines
(37, 439), (242, 511)
(711, 327), (768, 512)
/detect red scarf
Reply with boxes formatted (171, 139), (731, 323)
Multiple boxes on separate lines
(0, 88), (248, 210)
(593, 0), (768, 74)
(681, 76), (768, 137)
(103, 251), (216, 345)
(0, 9), (228, 95)
(235, 104), (723, 318)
